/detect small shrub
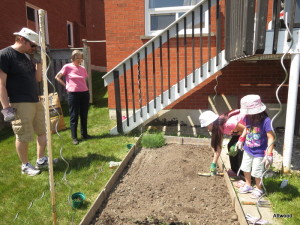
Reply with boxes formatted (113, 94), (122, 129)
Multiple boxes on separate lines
(141, 132), (165, 148)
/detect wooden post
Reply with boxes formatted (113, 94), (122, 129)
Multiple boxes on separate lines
(38, 9), (57, 225)
(83, 39), (93, 103)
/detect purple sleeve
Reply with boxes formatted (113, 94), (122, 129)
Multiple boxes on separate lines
(264, 117), (273, 133)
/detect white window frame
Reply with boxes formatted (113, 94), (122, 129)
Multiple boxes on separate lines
(145, 0), (209, 36)
(67, 21), (74, 47)
(25, 3), (49, 44)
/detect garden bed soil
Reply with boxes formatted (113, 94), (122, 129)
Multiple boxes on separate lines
(91, 144), (239, 225)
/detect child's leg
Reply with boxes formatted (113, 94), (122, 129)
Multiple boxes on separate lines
(255, 177), (263, 190)
(244, 171), (252, 186)
(251, 156), (265, 195)
(240, 151), (253, 185)
(239, 151), (254, 193)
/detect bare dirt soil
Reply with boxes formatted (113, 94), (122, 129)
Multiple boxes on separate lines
(91, 144), (240, 225)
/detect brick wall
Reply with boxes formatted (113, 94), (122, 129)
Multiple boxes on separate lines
(104, 0), (296, 111)
(0, 0), (106, 67)
(168, 60), (294, 109)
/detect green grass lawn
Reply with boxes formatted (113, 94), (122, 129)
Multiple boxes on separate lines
(0, 71), (137, 225)
(265, 172), (300, 225)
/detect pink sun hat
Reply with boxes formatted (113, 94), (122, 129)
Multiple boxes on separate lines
(240, 94), (266, 115)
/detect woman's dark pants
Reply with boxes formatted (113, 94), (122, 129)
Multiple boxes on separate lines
(227, 135), (244, 175)
(68, 91), (90, 139)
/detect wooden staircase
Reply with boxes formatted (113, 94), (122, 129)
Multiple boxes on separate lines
(102, 0), (300, 134)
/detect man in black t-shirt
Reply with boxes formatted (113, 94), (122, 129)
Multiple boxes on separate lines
(0, 28), (48, 176)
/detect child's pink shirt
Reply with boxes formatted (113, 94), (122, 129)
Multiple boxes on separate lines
(59, 63), (88, 92)
(223, 112), (246, 135)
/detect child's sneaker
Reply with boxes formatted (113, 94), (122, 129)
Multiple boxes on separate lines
(239, 184), (253, 193)
(22, 163), (41, 176)
(250, 188), (264, 199)
(35, 156), (48, 169)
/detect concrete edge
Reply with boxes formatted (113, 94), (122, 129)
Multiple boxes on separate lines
(218, 151), (249, 225)
(79, 135), (143, 225)
(79, 135), (248, 225)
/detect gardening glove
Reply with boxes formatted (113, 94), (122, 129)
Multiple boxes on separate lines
(235, 141), (244, 151)
(228, 144), (238, 157)
(261, 155), (273, 169)
(210, 162), (217, 175)
(30, 46), (42, 64)
(1, 107), (17, 122)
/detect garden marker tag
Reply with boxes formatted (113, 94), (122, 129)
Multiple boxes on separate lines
(198, 172), (212, 177)
(198, 172), (224, 177)
(280, 179), (288, 188)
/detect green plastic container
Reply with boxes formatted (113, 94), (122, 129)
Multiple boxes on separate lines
(126, 144), (133, 149)
(71, 192), (86, 208)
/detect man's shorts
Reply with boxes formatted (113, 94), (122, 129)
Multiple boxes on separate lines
(240, 150), (265, 178)
(10, 102), (46, 142)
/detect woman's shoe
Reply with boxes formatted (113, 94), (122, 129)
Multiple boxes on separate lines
(72, 138), (79, 145)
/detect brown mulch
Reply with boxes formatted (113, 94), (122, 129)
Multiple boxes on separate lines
(90, 144), (239, 225)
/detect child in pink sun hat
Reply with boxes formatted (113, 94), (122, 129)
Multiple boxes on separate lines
(236, 95), (275, 199)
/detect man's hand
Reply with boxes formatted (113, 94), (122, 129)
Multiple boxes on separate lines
(1, 107), (17, 122)
(30, 46), (42, 64)
(210, 162), (217, 175)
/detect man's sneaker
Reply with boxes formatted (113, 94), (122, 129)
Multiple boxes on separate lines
(239, 184), (253, 194)
(22, 163), (41, 176)
(35, 156), (48, 169)
(36, 157), (59, 169)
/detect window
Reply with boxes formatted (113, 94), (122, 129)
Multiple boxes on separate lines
(67, 22), (74, 47)
(26, 4), (49, 44)
(145, 0), (207, 36)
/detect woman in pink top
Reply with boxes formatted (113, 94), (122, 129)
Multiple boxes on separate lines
(199, 109), (246, 175)
(55, 50), (90, 145)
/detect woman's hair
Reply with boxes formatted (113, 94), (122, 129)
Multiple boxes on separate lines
(246, 111), (268, 129)
(71, 50), (83, 61)
(211, 109), (240, 152)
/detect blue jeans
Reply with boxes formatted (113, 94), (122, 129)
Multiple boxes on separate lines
(68, 91), (89, 139)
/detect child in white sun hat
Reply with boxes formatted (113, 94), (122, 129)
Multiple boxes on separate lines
(236, 95), (275, 199)
(199, 109), (246, 176)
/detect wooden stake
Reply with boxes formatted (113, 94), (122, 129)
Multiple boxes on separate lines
(38, 9), (57, 225)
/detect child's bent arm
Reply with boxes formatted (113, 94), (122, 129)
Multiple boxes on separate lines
(266, 130), (275, 155)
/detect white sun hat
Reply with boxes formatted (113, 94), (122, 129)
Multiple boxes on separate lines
(13, 27), (39, 46)
(240, 94), (266, 115)
(199, 110), (219, 127)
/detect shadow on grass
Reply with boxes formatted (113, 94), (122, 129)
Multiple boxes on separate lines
(53, 153), (121, 173)
(0, 126), (14, 141)
(265, 178), (300, 201)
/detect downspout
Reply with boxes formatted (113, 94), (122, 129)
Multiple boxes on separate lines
(283, 53), (300, 173)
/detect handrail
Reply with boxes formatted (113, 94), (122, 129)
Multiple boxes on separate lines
(104, 0), (300, 134)
(102, 0), (215, 86)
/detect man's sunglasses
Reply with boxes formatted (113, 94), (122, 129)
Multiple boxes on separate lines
(24, 38), (37, 48)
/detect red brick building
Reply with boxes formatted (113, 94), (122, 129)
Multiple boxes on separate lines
(104, 0), (298, 130)
(0, 0), (106, 69)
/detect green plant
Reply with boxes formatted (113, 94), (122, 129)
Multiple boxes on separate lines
(141, 132), (165, 148)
